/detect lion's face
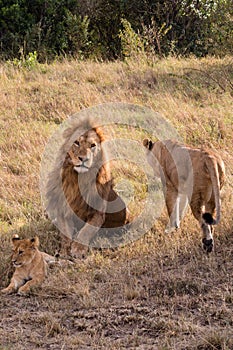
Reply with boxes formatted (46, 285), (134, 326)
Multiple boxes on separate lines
(68, 130), (102, 174)
(11, 236), (39, 267)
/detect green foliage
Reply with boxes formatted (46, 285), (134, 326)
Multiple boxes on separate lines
(119, 18), (172, 59)
(64, 11), (92, 57)
(142, 19), (172, 57)
(11, 51), (38, 70)
(0, 0), (232, 60)
(119, 19), (144, 58)
(208, 0), (233, 56)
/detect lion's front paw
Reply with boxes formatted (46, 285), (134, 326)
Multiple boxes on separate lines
(70, 242), (89, 259)
(165, 226), (177, 234)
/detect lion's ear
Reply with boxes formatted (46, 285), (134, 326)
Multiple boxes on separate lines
(143, 138), (153, 150)
(12, 234), (20, 246)
(93, 127), (105, 143)
(63, 152), (72, 167)
(30, 236), (39, 248)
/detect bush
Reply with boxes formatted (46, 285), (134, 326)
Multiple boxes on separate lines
(0, 0), (232, 60)
(11, 51), (38, 70)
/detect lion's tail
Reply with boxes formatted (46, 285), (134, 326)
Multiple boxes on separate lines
(202, 156), (221, 225)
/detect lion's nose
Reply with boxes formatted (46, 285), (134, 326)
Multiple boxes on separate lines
(78, 156), (88, 162)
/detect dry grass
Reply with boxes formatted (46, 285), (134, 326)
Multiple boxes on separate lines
(0, 56), (233, 349)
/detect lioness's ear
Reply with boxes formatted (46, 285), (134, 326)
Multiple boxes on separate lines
(12, 234), (20, 245)
(143, 138), (153, 150)
(30, 236), (39, 248)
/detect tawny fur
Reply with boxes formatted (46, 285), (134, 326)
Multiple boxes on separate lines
(1, 236), (48, 295)
(143, 138), (225, 251)
(46, 123), (127, 258)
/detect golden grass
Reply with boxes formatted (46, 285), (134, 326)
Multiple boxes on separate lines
(0, 56), (233, 349)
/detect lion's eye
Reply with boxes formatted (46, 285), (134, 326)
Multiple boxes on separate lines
(91, 143), (96, 148)
(18, 250), (24, 255)
(74, 141), (80, 147)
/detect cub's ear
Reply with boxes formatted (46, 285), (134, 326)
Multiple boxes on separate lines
(12, 234), (20, 245)
(143, 138), (153, 150)
(30, 236), (39, 248)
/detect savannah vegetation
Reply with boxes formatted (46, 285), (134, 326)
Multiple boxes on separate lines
(0, 55), (232, 349)
(0, 0), (232, 60)
(0, 1), (233, 349)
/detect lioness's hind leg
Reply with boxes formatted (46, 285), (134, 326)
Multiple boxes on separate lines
(201, 223), (214, 253)
(202, 199), (216, 253)
(190, 198), (214, 253)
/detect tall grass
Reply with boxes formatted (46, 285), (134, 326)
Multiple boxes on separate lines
(0, 56), (232, 349)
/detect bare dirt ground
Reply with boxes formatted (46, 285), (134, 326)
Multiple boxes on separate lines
(1, 219), (233, 349)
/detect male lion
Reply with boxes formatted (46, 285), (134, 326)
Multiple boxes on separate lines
(143, 138), (225, 252)
(46, 125), (127, 258)
(1, 235), (53, 295)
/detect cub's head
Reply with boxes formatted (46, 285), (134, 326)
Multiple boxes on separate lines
(11, 235), (39, 267)
(67, 128), (104, 174)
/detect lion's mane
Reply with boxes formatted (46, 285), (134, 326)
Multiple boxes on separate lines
(45, 116), (126, 251)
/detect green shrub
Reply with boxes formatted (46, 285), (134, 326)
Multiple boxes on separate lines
(11, 51), (38, 70)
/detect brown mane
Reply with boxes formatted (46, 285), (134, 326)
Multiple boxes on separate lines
(46, 120), (127, 258)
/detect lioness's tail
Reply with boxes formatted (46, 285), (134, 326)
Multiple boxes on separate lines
(202, 155), (222, 225)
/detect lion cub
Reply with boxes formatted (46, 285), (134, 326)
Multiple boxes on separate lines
(1, 235), (53, 295)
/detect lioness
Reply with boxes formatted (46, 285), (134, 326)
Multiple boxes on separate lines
(1, 235), (53, 295)
(143, 138), (225, 252)
(46, 126), (127, 258)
